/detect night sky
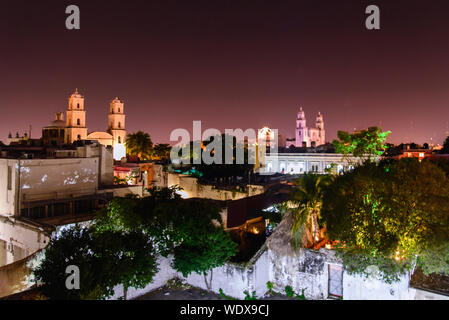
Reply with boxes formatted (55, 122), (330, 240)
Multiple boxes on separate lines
(2, 0), (449, 145)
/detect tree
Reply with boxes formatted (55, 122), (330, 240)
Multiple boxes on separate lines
(290, 173), (332, 249)
(95, 187), (238, 277)
(152, 143), (172, 161)
(441, 136), (449, 154)
(126, 131), (153, 160)
(196, 134), (254, 184)
(33, 226), (159, 299)
(332, 126), (391, 162)
(321, 159), (449, 282)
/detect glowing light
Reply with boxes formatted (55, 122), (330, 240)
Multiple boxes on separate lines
(250, 227), (260, 234)
(175, 190), (190, 199)
(325, 243), (332, 250)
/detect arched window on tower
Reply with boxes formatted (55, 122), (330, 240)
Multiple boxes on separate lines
(118, 108), (120, 113)
(77, 119), (80, 126)
(77, 134), (81, 140)
(77, 103), (80, 109)
(118, 122), (121, 128)
(118, 136), (121, 144)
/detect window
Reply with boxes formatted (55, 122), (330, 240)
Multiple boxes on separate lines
(118, 122), (121, 128)
(118, 108), (120, 113)
(7, 166), (12, 190)
(77, 134), (81, 140)
(328, 264), (343, 298)
(77, 103), (80, 109)
(77, 119), (80, 125)
(118, 136), (121, 144)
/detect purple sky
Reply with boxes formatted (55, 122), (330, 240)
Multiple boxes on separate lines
(1, 0), (449, 145)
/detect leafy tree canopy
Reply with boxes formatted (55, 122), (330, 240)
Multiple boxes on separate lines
(321, 158), (449, 282)
(332, 126), (391, 161)
(177, 134), (255, 183)
(33, 226), (158, 300)
(95, 187), (238, 276)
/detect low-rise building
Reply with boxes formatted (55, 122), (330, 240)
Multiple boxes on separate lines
(264, 152), (359, 175)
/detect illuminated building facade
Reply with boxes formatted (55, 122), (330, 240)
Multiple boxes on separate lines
(289, 107), (325, 148)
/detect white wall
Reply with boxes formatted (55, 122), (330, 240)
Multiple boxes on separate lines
(0, 159), (18, 217)
(20, 158), (98, 202)
(0, 216), (51, 267)
(343, 271), (412, 300)
(109, 255), (178, 300)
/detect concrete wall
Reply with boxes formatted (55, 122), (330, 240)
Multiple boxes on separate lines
(109, 255), (178, 300)
(109, 247), (270, 300)
(0, 249), (44, 298)
(343, 270), (412, 300)
(0, 216), (50, 267)
(409, 288), (449, 300)
(0, 159), (18, 217)
(19, 158), (99, 202)
(166, 172), (265, 200)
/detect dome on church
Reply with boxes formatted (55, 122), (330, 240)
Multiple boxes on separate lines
(44, 112), (66, 128)
(49, 119), (66, 128)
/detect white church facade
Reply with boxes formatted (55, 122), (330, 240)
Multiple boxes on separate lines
(287, 107), (325, 148)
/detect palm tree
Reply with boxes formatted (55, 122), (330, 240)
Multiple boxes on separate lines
(125, 131), (153, 160)
(290, 173), (331, 249)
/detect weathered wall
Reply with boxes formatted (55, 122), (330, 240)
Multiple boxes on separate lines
(109, 255), (178, 300)
(109, 247), (271, 300)
(19, 158), (99, 202)
(0, 216), (50, 266)
(267, 248), (329, 299)
(409, 288), (449, 300)
(0, 249), (44, 298)
(105, 185), (144, 198)
(343, 270), (412, 300)
(166, 172), (265, 200)
(0, 159), (18, 217)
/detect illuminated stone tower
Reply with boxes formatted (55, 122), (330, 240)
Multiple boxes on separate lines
(295, 107), (308, 147)
(107, 97), (127, 160)
(65, 89), (88, 143)
(315, 111), (325, 146)
(294, 107), (325, 147)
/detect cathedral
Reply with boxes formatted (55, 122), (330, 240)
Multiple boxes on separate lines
(289, 107), (325, 148)
(42, 89), (127, 160)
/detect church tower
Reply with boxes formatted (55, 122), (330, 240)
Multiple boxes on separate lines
(295, 107), (308, 147)
(107, 97), (126, 160)
(65, 89), (88, 143)
(315, 112), (325, 145)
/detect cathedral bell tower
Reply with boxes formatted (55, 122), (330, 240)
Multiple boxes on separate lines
(295, 107), (308, 147)
(66, 88), (88, 143)
(315, 112), (325, 145)
(107, 97), (127, 160)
